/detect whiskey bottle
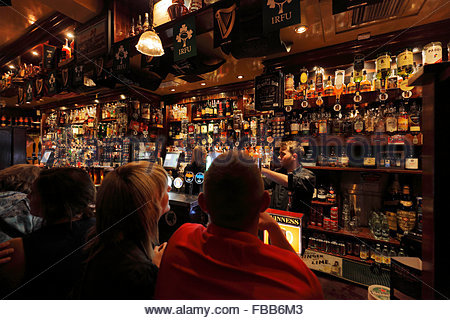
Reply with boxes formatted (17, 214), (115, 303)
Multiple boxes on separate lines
(353, 54), (364, 83)
(396, 48), (414, 79)
(385, 104), (398, 133)
(363, 146), (376, 168)
(136, 15), (143, 34)
(129, 17), (135, 37)
(143, 13), (150, 32)
(306, 80), (316, 99)
(409, 102), (421, 132)
(397, 185), (416, 236)
(347, 72), (357, 94)
(324, 76), (335, 96)
(353, 110), (364, 134)
(397, 103), (409, 133)
(315, 67), (324, 94)
(405, 149), (419, 170)
(376, 52), (391, 81)
(359, 70), (372, 92)
(299, 67), (309, 94)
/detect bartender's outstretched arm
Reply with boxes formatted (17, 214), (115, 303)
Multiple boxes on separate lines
(261, 167), (288, 188)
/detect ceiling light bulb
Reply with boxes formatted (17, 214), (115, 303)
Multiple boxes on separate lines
(294, 25), (308, 34)
(67, 32), (74, 39)
(120, 94), (126, 99)
(170, 89), (176, 92)
(31, 51), (39, 56)
(94, 99), (100, 103)
(8, 65), (15, 69)
(200, 82), (206, 86)
(237, 75), (244, 79)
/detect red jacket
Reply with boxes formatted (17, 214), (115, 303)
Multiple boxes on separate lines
(155, 223), (323, 300)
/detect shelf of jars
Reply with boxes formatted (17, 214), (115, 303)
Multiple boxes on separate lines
(307, 225), (400, 246)
(304, 166), (422, 175)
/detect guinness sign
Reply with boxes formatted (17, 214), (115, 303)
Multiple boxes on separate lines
(35, 78), (44, 98)
(17, 86), (24, 105)
(61, 68), (70, 90)
(213, 0), (239, 48)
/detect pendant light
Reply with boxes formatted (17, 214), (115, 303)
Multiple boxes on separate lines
(136, 0), (165, 57)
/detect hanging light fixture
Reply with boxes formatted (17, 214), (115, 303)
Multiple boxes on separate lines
(136, 0), (165, 57)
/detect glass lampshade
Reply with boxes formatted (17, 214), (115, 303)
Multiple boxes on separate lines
(136, 30), (165, 57)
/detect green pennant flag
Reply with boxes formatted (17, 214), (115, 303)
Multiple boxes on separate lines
(263, 0), (301, 34)
(173, 16), (197, 62)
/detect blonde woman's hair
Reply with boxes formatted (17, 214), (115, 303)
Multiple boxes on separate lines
(92, 162), (168, 258)
(192, 146), (207, 167)
(0, 164), (41, 194)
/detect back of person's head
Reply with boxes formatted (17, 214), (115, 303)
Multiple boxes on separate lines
(281, 141), (304, 160)
(94, 162), (168, 256)
(0, 164), (41, 194)
(202, 150), (265, 230)
(192, 146), (207, 167)
(34, 167), (95, 224)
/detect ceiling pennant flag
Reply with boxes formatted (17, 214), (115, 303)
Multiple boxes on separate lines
(263, 0), (301, 33)
(174, 16), (197, 62)
(25, 81), (33, 102)
(213, 0), (239, 48)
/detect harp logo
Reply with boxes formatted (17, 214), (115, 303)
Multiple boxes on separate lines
(215, 3), (236, 39)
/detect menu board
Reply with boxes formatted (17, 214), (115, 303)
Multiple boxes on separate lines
(255, 71), (283, 111)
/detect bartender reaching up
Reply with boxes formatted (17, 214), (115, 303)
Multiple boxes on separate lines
(155, 150), (323, 299)
(262, 141), (315, 219)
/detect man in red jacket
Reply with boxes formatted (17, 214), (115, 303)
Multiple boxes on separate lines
(155, 150), (323, 300)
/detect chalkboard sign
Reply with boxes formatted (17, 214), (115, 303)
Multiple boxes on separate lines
(255, 71), (283, 111)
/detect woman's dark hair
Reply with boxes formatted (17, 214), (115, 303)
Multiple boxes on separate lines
(34, 167), (95, 224)
(0, 164), (41, 194)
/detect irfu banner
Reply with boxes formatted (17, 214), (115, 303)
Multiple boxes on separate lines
(263, 0), (301, 34)
(113, 40), (130, 73)
(173, 16), (197, 62)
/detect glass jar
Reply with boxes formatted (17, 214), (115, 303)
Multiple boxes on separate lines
(422, 42), (442, 65)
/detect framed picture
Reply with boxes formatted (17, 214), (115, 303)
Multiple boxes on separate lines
(75, 12), (111, 63)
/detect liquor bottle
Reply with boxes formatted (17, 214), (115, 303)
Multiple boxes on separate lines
(299, 67), (309, 94)
(285, 73), (295, 99)
(347, 72), (357, 94)
(318, 114), (328, 135)
(363, 146), (376, 168)
(385, 104), (398, 134)
(353, 111), (364, 134)
(190, 0), (202, 12)
(416, 196), (423, 234)
(136, 15), (143, 34)
(405, 149), (419, 170)
(317, 184), (327, 201)
(397, 185), (416, 236)
(315, 67), (324, 94)
(353, 54), (364, 83)
(143, 13), (150, 32)
(376, 52), (391, 82)
(397, 103), (409, 132)
(374, 244), (382, 264)
(129, 17), (135, 37)
(195, 104), (201, 119)
(61, 38), (71, 62)
(387, 68), (398, 89)
(306, 80), (316, 99)
(201, 103), (206, 118)
(364, 109), (375, 133)
(290, 113), (299, 136)
(327, 184), (337, 203)
(409, 102), (421, 132)
(301, 115), (310, 136)
(396, 48), (414, 79)
(213, 101), (218, 117)
(317, 148), (327, 167)
(359, 70), (372, 92)
(208, 120), (214, 134)
(218, 100), (224, 117)
(334, 70), (346, 97)
(328, 148), (338, 167)
(324, 76), (335, 96)
(0, 114), (6, 127)
(381, 245), (390, 266)
(225, 100), (231, 117)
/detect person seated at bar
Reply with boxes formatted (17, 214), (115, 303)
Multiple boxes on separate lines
(0, 167), (95, 299)
(262, 141), (315, 219)
(154, 150), (323, 299)
(0, 164), (42, 243)
(183, 146), (207, 195)
(78, 162), (169, 299)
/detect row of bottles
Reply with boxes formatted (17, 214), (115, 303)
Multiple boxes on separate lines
(128, 12), (151, 38)
(307, 233), (405, 265)
(193, 99), (237, 119)
(0, 114), (40, 129)
(383, 175), (422, 238)
(282, 100), (421, 137)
